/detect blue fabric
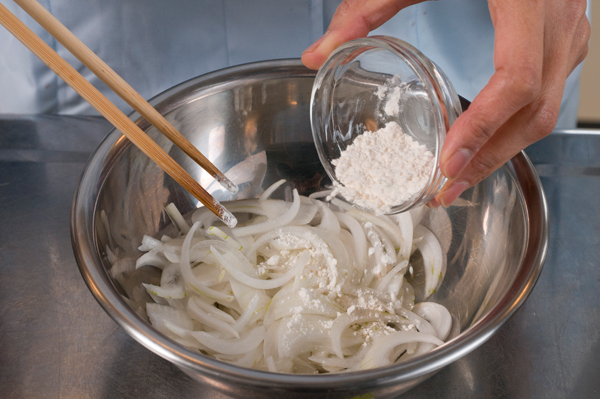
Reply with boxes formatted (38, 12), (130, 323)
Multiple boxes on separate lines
(0, 0), (588, 128)
(0, 0), (322, 114)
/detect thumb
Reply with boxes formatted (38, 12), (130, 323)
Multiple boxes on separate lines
(302, 0), (423, 70)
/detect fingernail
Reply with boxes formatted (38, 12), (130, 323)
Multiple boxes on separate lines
(303, 32), (328, 54)
(440, 181), (469, 208)
(442, 149), (472, 179)
(427, 198), (441, 208)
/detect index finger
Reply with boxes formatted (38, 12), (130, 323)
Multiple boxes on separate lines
(302, 0), (422, 70)
(438, 0), (545, 179)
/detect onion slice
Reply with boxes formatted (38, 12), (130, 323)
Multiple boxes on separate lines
(233, 189), (301, 237)
(179, 222), (234, 303)
(413, 225), (444, 298)
(360, 331), (443, 369)
(166, 202), (190, 234)
(413, 302), (452, 341)
(191, 326), (265, 355)
(259, 179), (286, 202)
(212, 246), (310, 290)
(330, 310), (409, 359)
(187, 297), (240, 338)
(390, 212), (413, 261)
(376, 260), (408, 292)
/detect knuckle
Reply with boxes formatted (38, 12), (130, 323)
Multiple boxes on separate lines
(333, 0), (372, 31)
(334, 0), (359, 23)
(467, 155), (500, 183)
(578, 43), (590, 66)
(336, 0), (352, 16)
(581, 16), (592, 40)
(506, 66), (541, 101)
(466, 113), (496, 144)
(570, 0), (588, 19)
(579, 19), (592, 50)
(560, 0), (590, 40)
(532, 104), (560, 138)
(569, 14), (590, 70)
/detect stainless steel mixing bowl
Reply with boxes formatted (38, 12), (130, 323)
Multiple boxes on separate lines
(71, 60), (548, 399)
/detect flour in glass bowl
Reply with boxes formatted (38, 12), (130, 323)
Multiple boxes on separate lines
(331, 121), (434, 214)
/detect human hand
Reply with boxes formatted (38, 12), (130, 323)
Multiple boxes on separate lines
(302, 0), (590, 208)
(301, 0), (423, 70)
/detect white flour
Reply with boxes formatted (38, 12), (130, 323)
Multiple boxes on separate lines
(331, 121), (433, 214)
(376, 75), (405, 118)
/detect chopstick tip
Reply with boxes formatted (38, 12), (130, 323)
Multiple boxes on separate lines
(216, 173), (238, 194)
(215, 200), (237, 228)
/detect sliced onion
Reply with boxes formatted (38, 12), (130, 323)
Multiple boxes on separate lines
(234, 294), (260, 332)
(190, 263), (221, 287)
(146, 303), (194, 338)
(349, 208), (403, 250)
(136, 251), (170, 270)
(259, 179), (286, 202)
(264, 290), (342, 325)
(360, 331), (443, 369)
(187, 297), (239, 338)
(395, 278), (415, 309)
(166, 202), (190, 234)
(313, 200), (341, 236)
(337, 229), (358, 281)
(206, 226), (243, 251)
(266, 356), (278, 372)
(395, 307), (437, 350)
(373, 225), (397, 266)
(263, 322), (280, 369)
(161, 320), (213, 351)
(277, 315), (332, 359)
(329, 197), (351, 211)
(191, 326), (265, 355)
(233, 189), (301, 237)
(179, 222), (234, 303)
(142, 282), (185, 299)
(413, 225), (444, 298)
(308, 190), (333, 199)
(376, 260), (408, 292)
(260, 199), (318, 226)
(221, 343), (264, 368)
(409, 205), (426, 226)
(194, 240), (258, 277)
(212, 246), (310, 290)
(134, 189), (452, 374)
(138, 235), (163, 252)
(105, 245), (118, 266)
(189, 294), (236, 324)
(413, 302), (452, 341)
(336, 211), (368, 280)
(330, 310), (409, 359)
(309, 344), (370, 370)
(110, 258), (135, 278)
(363, 223), (387, 284)
(229, 279), (271, 323)
(305, 227), (349, 289)
(390, 212), (413, 261)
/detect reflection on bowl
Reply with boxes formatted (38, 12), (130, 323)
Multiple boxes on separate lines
(71, 60), (548, 399)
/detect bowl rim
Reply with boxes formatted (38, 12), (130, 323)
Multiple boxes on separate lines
(71, 59), (548, 391)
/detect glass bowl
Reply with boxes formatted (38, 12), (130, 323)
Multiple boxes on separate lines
(310, 36), (463, 213)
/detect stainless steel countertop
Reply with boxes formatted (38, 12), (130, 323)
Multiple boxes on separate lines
(1, 115), (599, 399)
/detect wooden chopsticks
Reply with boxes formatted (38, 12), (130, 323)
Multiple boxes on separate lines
(0, 1), (237, 227)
